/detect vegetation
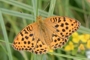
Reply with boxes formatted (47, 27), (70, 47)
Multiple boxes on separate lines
(0, 0), (90, 60)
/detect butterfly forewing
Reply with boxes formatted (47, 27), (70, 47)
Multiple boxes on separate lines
(44, 16), (80, 49)
(13, 23), (49, 54)
(13, 23), (37, 52)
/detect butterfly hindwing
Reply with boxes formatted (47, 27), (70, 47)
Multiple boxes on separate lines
(33, 38), (49, 54)
(50, 33), (68, 49)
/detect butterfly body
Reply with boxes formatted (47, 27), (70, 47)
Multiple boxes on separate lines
(13, 16), (80, 54)
(36, 17), (52, 46)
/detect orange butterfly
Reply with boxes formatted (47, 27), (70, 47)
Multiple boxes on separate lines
(13, 16), (80, 54)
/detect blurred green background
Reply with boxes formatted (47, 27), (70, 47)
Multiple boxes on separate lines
(0, 0), (90, 60)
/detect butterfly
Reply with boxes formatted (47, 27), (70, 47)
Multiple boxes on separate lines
(12, 16), (80, 54)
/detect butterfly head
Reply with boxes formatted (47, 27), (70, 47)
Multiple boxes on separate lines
(36, 16), (43, 22)
(36, 16), (47, 30)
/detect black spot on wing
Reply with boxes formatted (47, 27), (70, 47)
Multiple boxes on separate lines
(23, 29), (28, 34)
(20, 32), (23, 36)
(29, 34), (33, 37)
(26, 25), (33, 31)
(58, 17), (61, 23)
(55, 24), (59, 28)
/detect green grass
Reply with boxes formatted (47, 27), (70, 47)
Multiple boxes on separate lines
(0, 11), (12, 60)
(0, 0), (90, 60)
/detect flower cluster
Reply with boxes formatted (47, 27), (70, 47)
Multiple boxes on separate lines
(64, 32), (90, 52)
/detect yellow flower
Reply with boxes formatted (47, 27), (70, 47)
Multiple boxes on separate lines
(86, 40), (90, 49)
(49, 49), (53, 53)
(64, 41), (74, 51)
(72, 38), (80, 43)
(72, 32), (79, 38)
(64, 45), (71, 51)
(78, 44), (85, 50)
(72, 32), (80, 43)
(69, 42), (74, 50)
(84, 34), (90, 40)
(79, 34), (90, 43)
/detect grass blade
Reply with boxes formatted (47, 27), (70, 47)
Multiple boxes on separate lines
(48, 0), (56, 16)
(0, 10), (13, 60)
